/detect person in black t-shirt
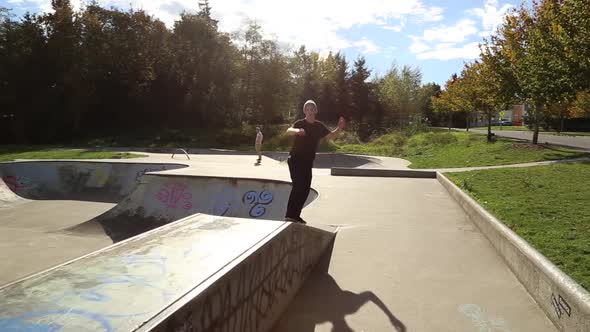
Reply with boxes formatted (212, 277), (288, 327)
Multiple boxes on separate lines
(285, 100), (346, 224)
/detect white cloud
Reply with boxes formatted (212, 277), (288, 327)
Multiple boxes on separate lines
(352, 38), (380, 54)
(468, 0), (513, 37)
(416, 42), (480, 60)
(409, 13), (481, 60)
(406, 0), (511, 60)
(409, 38), (430, 53)
(422, 19), (478, 43)
(383, 24), (403, 32)
(7, 0), (445, 56)
(419, 6), (444, 22)
(208, 0), (447, 53)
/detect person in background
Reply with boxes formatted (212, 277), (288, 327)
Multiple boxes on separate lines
(255, 126), (263, 163)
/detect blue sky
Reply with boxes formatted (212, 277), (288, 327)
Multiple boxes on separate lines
(2, 0), (519, 86)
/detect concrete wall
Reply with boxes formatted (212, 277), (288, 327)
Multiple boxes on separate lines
(142, 222), (335, 332)
(0, 214), (336, 332)
(438, 173), (590, 332)
(0, 161), (188, 202)
(68, 174), (318, 242)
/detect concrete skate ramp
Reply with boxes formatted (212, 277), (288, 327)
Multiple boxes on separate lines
(0, 214), (337, 332)
(0, 161), (188, 203)
(69, 174), (318, 242)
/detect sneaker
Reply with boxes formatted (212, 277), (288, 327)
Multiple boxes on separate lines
(296, 217), (307, 224)
(285, 217), (299, 223)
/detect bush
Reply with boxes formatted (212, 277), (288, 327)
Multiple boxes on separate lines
(265, 131), (293, 151)
(370, 131), (407, 147)
(421, 132), (458, 146)
(334, 131), (361, 145)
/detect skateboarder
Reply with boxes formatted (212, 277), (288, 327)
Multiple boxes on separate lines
(255, 127), (263, 163)
(285, 100), (346, 224)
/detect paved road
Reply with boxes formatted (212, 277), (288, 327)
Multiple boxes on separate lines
(466, 128), (590, 150)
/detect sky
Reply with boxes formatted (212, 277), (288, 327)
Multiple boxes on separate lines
(1, 0), (520, 86)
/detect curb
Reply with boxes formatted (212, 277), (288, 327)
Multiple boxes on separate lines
(330, 167), (436, 178)
(437, 172), (590, 332)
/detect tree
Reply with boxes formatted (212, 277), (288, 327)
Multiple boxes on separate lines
(559, 0), (590, 91)
(171, 8), (238, 128)
(376, 63), (422, 129)
(350, 56), (371, 140)
(432, 74), (459, 130)
(417, 82), (441, 126)
(493, 2), (577, 143)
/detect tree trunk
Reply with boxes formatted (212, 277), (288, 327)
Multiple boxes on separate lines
(466, 112), (470, 132)
(487, 113), (493, 142)
(559, 115), (565, 134)
(448, 111), (453, 131)
(532, 104), (541, 144)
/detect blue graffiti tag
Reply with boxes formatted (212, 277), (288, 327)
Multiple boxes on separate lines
(0, 309), (114, 332)
(1, 253), (173, 332)
(242, 190), (274, 218)
(211, 187), (233, 216)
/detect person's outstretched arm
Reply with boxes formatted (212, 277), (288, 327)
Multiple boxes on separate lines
(286, 127), (305, 136)
(286, 121), (306, 136)
(325, 117), (346, 141)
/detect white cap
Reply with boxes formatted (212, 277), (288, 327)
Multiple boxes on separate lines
(303, 100), (318, 113)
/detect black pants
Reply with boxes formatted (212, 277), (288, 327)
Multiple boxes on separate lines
(286, 156), (312, 220)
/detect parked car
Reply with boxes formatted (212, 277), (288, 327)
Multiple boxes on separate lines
(500, 119), (512, 126)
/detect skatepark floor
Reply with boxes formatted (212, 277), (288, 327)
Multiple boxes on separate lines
(0, 200), (114, 285)
(0, 153), (557, 331)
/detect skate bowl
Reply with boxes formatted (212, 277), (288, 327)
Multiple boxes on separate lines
(0, 161), (333, 331)
(68, 173), (319, 242)
(0, 160), (188, 204)
(0, 214), (337, 332)
(0, 160), (318, 242)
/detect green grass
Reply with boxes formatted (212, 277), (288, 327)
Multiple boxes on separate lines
(335, 131), (588, 169)
(475, 126), (590, 136)
(446, 163), (590, 290)
(14, 128), (585, 169)
(0, 146), (144, 162)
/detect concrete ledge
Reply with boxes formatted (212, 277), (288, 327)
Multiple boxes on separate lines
(331, 167), (436, 178)
(0, 214), (337, 332)
(437, 172), (590, 332)
(143, 223), (336, 332)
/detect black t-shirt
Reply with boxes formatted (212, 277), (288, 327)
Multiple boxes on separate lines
(289, 119), (331, 162)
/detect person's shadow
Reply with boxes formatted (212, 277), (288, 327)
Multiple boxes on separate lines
(273, 273), (406, 332)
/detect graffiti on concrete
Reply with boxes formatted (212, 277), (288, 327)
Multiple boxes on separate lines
(458, 304), (511, 332)
(156, 183), (193, 210)
(209, 187), (233, 216)
(86, 167), (110, 188)
(1, 175), (33, 192)
(135, 166), (167, 183)
(0, 254), (171, 332)
(59, 166), (93, 191)
(551, 293), (571, 319)
(242, 190), (273, 218)
(0, 309), (115, 332)
(153, 226), (313, 332)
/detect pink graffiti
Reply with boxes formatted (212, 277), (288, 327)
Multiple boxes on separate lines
(2, 176), (32, 191)
(155, 183), (193, 210)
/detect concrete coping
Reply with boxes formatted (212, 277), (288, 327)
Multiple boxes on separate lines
(0, 159), (190, 167)
(437, 172), (590, 331)
(330, 167), (436, 178)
